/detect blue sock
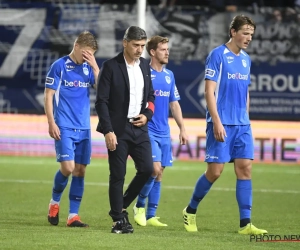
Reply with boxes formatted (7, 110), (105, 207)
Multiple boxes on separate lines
(146, 181), (161, 220)
(188, 174), (213, 212)
(236, 179), (252, 226)
(52, 170), (69, 202)
(136, 176), (156, 208)
(69, 176), (84, 214)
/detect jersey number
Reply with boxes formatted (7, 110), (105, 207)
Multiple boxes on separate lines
(0, 8), (46, 77)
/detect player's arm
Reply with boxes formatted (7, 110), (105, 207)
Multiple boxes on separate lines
(44, 88), (60, 140)
(205, 79), (226, 142)
(169, 101), (187, 145)
(92, 66), (100, 90)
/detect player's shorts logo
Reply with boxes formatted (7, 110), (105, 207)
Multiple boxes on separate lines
(165, 76), (171, 84)
(83, 67), (89, 75)
(205, 154), (219, 159)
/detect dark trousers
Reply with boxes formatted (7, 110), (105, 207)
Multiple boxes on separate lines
(107, 121), (153, 222)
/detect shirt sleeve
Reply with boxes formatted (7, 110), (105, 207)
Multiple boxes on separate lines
(204, 49), (221, 82)
(169, 71), (180, 102)
(45, 61), (61, 90)
(248, 57), (252, 86)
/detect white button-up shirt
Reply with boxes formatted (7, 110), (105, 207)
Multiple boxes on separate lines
(124, 57), (144, 118)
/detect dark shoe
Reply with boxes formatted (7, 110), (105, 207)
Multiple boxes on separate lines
(122, 210), (134, 233)
(111, 219), (131, 234)
(48, 203), (59, 226)
(67, 215), (89, 227)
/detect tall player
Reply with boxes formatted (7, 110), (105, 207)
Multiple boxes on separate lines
(44, 31), (99, 227)
(133, 36), (188, 227)
(182, 15), (267, 235)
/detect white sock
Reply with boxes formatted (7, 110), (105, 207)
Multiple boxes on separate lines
(68, 213), (77, 220)
(50, 199), (59, 205)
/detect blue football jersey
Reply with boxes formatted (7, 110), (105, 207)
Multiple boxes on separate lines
(205, 44), (251, 125)
(148, 67), (180, 136)
(45, 56), (95, 129)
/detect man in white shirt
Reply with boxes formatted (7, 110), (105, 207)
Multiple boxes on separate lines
(95, 26), (155, 234)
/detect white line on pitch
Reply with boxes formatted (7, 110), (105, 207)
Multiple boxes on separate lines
(0, 159), (300, 174)
(0, 179), (299, 194)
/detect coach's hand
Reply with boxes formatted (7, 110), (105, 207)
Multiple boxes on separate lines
(132, 114), (147, 127)
(105, 132), (118, 151)
(48, 122), (61, 140)
(213, 121), (227, 142)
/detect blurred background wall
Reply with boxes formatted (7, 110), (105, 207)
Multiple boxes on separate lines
(0, 0), (299, 162)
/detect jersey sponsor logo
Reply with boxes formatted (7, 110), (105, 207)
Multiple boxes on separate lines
(227, 56), (234, 63)
(83, 67), (89, 75)
(45, 77), (54, 85)
(154, 89), (170, 97)
(228, 72), (248, 80)
(151, 74), (156, 80)
(66, 65), (75, 71)
(205, 68), (215, 77)
(64, 80), (90, 87)
(242, 59), (247, 67)
(165, 75), (171, 84)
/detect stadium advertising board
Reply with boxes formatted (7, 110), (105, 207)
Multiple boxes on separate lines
(0, 3), (299, 120)
(1, 114), (299, 163)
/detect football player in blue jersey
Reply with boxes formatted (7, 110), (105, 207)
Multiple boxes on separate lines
(182, 15), (267, 235)
(133, 35), (188, 227)
(44, 31), (99, 227)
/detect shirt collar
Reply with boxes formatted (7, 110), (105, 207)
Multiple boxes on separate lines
(124, 55), (140, 67)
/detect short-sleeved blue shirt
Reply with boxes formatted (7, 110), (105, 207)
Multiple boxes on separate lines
(148, 67), (180, 137)
(45, 56), (95, 129)
(205, 44), (251, 125)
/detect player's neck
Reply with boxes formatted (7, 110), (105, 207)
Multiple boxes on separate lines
(69, 51), (80, 64)
(150, 61), (164, 72)
(123, 52), (136, 66)
(225, 41), (241, 56)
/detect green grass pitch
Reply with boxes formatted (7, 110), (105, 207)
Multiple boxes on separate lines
(0, 156), (299, 250)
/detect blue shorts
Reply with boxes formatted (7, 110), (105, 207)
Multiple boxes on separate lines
(205, 123), (254, 163)
(149, 134), (173, 167)
(55, 127), (91, 165)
